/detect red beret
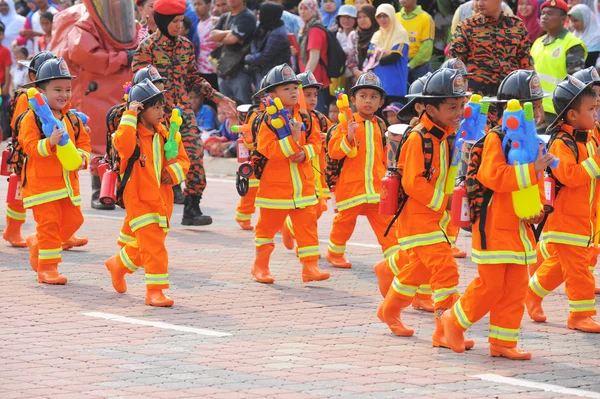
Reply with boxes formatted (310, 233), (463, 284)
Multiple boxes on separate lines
(540, 0), (569, 13)
(153, 0), (187, 15)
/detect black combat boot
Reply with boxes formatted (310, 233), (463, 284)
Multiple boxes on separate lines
(172, 184), (185, 205)
(91, 175), (115, 210)
(182, 195), (213, 226)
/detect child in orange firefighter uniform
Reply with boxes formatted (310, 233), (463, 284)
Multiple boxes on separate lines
(325, 72), (401, 269)
(441, 70), (554, 360)
(281, 71), (331, 250)
(4, 51), (88, 250)
(251, 64), (330, 284)
(105, 79), (190, 307)
(377, 69), (473, 349)
(19, 58), (91, 284)
(525, 75), (600, 332)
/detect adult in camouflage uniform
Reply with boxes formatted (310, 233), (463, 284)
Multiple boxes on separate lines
(133, 0), (237, 226)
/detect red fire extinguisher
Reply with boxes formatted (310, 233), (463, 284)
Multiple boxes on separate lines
(97, 162), (110, 181)
(1, 147), (12, 176)
(237, 139), (250, 163)
(99, 170), (117, 206)
(330, 185), (338, 213)
(451, 183), (470, 227)
(6, 173), (23, 205)
(544, 173), (555, 214)
(379, 169), (400, 215)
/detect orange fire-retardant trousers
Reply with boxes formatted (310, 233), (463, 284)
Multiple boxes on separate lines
(452, 264), (528, 348)
(285, 197), (327, 237)
(529, 243), (596, 317)
(530, 240), (598, 279)
(114, 223), (169, 289)
(386, 248), (433, 300)
(447, 224), (459, 246)
(328, 203), (400, 259)
(6, 203), (26, 225)
(31, 198), (83, 266)
(235, 184), (259, 223)
(256, 205), (320, 262)
(390, 242), (459, 311)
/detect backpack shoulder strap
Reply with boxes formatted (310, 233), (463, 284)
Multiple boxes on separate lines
(65, 111), (81, 140)
(298, 109), (312, 138)
(374, 116), (387, 149)
(116, 144), (141, 200)
(554, 131), (579, 161)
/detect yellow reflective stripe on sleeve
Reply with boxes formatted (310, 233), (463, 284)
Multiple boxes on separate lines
(255, 237), (275, 246)
(6, 207), (26, 221)
(119, 247), (140, 272)
(543, 231), (591, 247)
(328, 241), (345, 254)
(515, 163), (533, 190)
(427, 189), (444, 212)
(78, 149), (91, 164)
(383, 245), (401, 259)
(453, 300), (472, 329)
(387, 254), (401, 275)
(118, 231), (136, 244)
(38, 248), (62, 260)
(248, 178), (260, 188)
(290, 162), (302, 202)
(297, 245), (320, 258)
(427, 139), (448, 212)
(364, 120), (376, 199)
(279, 135), (296, 158)
(399, 231), (448, 250)
(304, 144), (316, 161)
(120, 114), (137, 128)
(433, 287), (459, 304)
(129, 213), (168, 232)
(146, 273), (169, 286)
(489, 325), (519, 342)
(152, 134), (162, 188)
(168, 163), (186, 184)
(568, 299), (596, 313)
(391, 278), (418, 297)
(340, 136), (354, 156)
(416, 284), (432, 295)
(37, 138), (51, 157)
(23, 188), (69, 208)
(529, 273), (550, 299)
(235, 211), (252, 221)
(581, 158), (600, 179)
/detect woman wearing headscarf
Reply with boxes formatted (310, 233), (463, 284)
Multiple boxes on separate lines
(298, 0), (331, 113)
(369, 3), (409, 103)
(568, 4), (600, 67)
(517, 0), (544, 43)
(321, 0), (341, 31)
(0, 0), (25, 57)
(347, 4), (378, 80)
(245, 2), (291, 90)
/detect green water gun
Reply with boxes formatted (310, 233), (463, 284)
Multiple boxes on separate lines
(165, 107), (183, 161)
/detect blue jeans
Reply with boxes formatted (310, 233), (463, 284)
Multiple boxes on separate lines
(218, 71), (252, 105)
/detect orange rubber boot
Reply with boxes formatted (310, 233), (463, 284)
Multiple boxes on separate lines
(438, 309), (466, 353)
(62, 234), (88, 250)
(525, 290), (547, 322)
(373, 259), (394, 297)
(490, 344), (532, 360)
(145, 288), (174, 307)
(302, 261), (330, 282)
(377, 290), (414, 336)
(252, 245), (275, 284)
(105, 255), (127, 293)
(37, 263), (67, 285)
(3, 219), (27, 247)
(237, 220), (254, 231)
(433, 314), (475, 351)
(412, 296), (434, 312)
(281, 223), (295, 250)
(26, 233), (39, 272)
(567, 315), (600, 333)
(452, 246), (467, 258)
(326, 251), (352, 269)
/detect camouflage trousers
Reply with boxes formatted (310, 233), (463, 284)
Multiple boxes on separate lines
(181, 109), (207, 197)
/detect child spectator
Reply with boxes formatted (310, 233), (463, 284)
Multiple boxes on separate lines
(37, 11), (52, 51)
(382, 101), (403, 126)
(328, 101), (339, 124)
(10, 46), (28, 91)
(181, 15), (192, 36)
(189, 88), (218, 132)
(0, 22), (12, 138)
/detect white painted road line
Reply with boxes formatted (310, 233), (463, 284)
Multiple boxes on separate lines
(475, 374), (600, 398)
(83, 312), (231, 337)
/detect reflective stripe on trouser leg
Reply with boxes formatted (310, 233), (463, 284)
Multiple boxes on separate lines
(488, 325), (520, 343)
(134, 223), (169, 289)
(119, 244), (141, 273)
(390, 277), (418, 298)
(255, 207), (289, 250)
(452, 299), (472, 330)
(328, 205), (362, 256)
(235, 186), (258, 221)
(6, 203), (26, 222)
(290, 205), (319, 262)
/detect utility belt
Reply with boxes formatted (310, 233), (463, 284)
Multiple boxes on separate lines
(468, 81), (499, 97)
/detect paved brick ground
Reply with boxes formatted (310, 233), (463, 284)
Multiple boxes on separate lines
(2, 170), (600, 399)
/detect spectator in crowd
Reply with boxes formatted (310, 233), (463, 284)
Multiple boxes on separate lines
(190, 88), (218, 132)
(518, 0), (544, 43)
(335, 4), (357, 91)
(37, 10), (52, 51)
(567, 0), (595, 9)
(397, 0), (434, 83)
(0, 0), (25, 58)
(321, 0), (341, 30)
(210, 0), (256, 104)
(14, 0), (58, 54)
(212, 0), (230, 17)
(182, 15), (192, 35)
(531, 0), (586, 125)
(328, 101), (339, 123)
(370, 3), (409, 103)
(271, 0), (303, 37)
(184, 0), (199, 47)
(137, 0), (157, 43)
(382, 101), (403, 126)
(354, 0), (370, 6)
(10, 45), (28, 91)
(568, 4), (600, 67)
(0, 22), (11, 139)
(245, 2), (291, 91)
(450, 0), (514, 36)
(298, 0), (331, 113)
(194, 0), (218, 91)
(347, 3), (378, 79)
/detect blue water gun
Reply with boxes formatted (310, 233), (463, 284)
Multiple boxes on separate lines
(265, 97), (304, 139)
(70, 109), (90, 125)
(444, 94), (489, 193)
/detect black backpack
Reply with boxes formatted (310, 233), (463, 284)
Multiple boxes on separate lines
(311, 24), (346, 79)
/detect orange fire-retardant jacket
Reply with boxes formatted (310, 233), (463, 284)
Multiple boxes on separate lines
(114, 110), (190, 233)
(472, 130), (544, 265)
(255, 106), (321, 209)
(542, 123), (600, 248)
(396, 113), (453, 250)
(328, 113), (386, 211)
(240, 110), (260, 189)
(10, 90), (29, 132)
(310, 110), (332, 199)
(19, 106), (91, 209)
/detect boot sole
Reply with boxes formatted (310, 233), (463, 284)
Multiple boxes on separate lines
(567, 323), (600, 333)
(145, 300), (174, 307)
(490, 349), (532, 360)
(302, 274), (330, 283)
(182, 219), (213, 226)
